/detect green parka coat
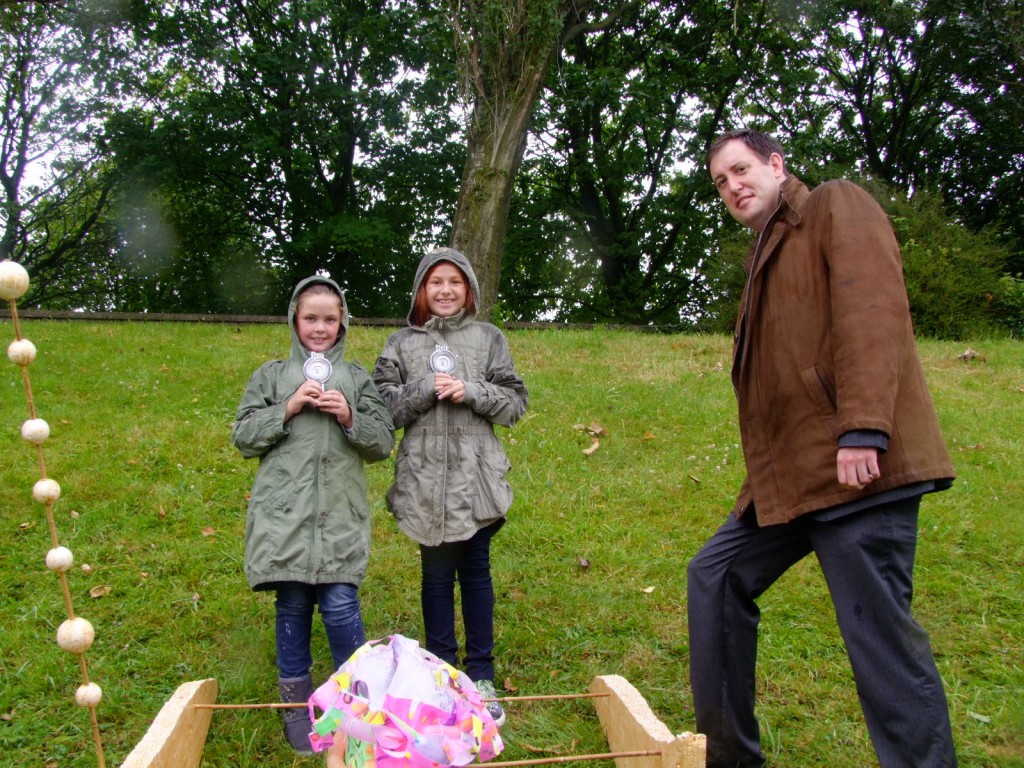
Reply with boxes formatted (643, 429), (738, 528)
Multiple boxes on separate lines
(372, 249), (528, 547)
(232, 276), (395, 590)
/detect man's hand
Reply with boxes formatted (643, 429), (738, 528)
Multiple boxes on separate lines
(837, 446), (880, 490)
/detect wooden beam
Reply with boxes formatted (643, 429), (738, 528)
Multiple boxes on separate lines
(590, 675), (705, 768)
(121, 679), (218, 768)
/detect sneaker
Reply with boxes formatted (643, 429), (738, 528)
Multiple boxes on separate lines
(474, 679), (506, 727)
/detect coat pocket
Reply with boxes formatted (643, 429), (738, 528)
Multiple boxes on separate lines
(800, 364), (837, 415)
(473, 447), (513, 521)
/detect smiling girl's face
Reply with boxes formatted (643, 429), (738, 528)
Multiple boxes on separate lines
(424, 262), (468, 318)
(296, 290), (343, 352)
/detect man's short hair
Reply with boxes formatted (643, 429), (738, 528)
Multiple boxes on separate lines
(707, 129), (787, 174)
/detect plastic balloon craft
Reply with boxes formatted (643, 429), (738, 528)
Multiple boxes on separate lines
(308, 634), (504, 768)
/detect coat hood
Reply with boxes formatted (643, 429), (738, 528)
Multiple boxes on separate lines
(407, 248), (480, 326)
(288, 275), (349, 366)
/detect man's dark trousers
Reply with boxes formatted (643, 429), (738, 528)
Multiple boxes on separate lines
(687, 496), (957, 768)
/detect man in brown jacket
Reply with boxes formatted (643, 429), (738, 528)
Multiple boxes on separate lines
(687, 129), (957, 768)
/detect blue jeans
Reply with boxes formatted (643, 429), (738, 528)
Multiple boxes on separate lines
(687, 497), (956, 768)
(274, 582), (365, 679)
(419, 519), (504, 682)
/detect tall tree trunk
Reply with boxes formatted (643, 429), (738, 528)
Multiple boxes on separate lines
(448, 0), (593, 319)
(450, 78), (542, 317)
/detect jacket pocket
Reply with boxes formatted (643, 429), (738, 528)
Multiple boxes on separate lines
(388, 438), (427, 522)
(800, 364), (836, 415)
(473, 446), (513, 520)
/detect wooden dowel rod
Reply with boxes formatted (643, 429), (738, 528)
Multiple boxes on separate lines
(483, 749), (662, 767)
(195, 702), (301, 710)
(194, 691), (610, 711)
(495, 692), (610, 702)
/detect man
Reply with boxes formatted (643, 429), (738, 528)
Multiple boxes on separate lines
(687, 129), (957, 767)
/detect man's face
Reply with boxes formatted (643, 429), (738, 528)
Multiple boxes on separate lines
(709, 140), (786, 232)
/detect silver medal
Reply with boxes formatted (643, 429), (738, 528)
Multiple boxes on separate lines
(303, 352), (333, 386)
(428, 345), (457, 374)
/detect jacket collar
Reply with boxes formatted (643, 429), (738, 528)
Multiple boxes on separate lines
(744, 173), (810, 273)
(777, 173), (809, 228)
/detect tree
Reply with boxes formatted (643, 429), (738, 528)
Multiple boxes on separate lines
(0, 2), (123, 308)
(502, 0), (785, 324)
(447, 0), (597, 318)
(103, 0), (465, 315)
(750, 0), (1024, 271)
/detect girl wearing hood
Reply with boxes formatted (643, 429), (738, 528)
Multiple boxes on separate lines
(372, 248), (528, 726)
(232, 276), (395, 753)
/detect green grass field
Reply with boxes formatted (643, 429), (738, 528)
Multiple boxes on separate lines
(1, 319), (1021, 767)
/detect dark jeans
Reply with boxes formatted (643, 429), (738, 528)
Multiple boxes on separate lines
(419, 519), (504, 682)
(687, 497), (956, 768)
(274, 581), (365, 679)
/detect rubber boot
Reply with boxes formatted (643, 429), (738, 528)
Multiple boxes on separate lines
(279, 674), (314, 755)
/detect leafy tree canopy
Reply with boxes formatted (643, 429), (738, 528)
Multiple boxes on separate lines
(1, 0), (1020, 336)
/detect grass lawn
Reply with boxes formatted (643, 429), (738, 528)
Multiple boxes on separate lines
(1, 319), (1021, 767)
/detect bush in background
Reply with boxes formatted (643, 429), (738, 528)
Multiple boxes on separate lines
(877, 185), (1008, 339)
(993, 273), (1024, 338)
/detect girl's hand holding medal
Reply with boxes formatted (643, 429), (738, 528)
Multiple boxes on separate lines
(434, 373), (465, 403)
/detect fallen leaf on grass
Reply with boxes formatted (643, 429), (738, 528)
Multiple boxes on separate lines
(642, 586), (655, 594)
(582, 439), (600, 456)
(689, 474), (701, 484)
(201, 526), (216, 537)
(502, 678), (518, 693)
(968, 711), (991, 723)
(18, 522), (34, 531)
(573, 422), (608, 436)
(89, 585), (112, 598)
(958, 348), (985, 362)
(641, 431), (655, 441)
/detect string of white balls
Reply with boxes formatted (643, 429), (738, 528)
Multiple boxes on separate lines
(1, 259), (107, 768)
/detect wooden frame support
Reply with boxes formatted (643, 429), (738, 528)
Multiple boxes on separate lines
(590, 675), (705, 768)
(121, 678), (218, 768)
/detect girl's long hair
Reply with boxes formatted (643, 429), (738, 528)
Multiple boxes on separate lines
(410, 261), (476, 327)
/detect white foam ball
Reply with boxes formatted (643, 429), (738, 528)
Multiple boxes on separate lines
(7, 338), (36, 366)
(0, 260), (29, 300)
(46, 546), (74, 572)
(56, 617), (95, 654)
(21, 418), (50, 444)
(32, 478), (61, 504)
(75, 683), (103, 707)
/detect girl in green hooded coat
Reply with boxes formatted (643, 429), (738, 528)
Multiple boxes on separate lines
(232, 276), (394, 753)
